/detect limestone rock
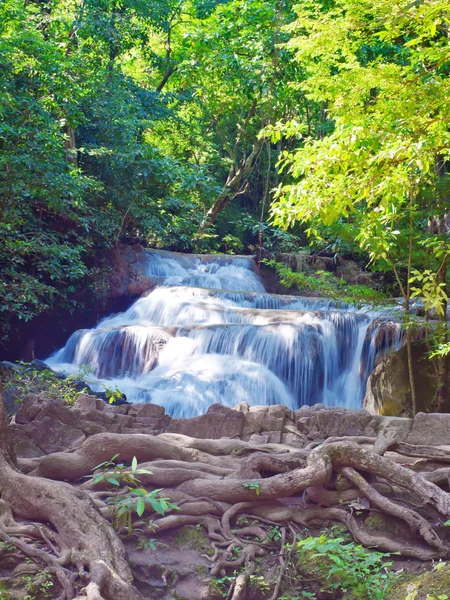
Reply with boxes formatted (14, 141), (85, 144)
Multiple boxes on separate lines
(364, 343), (450, 416)
(296, 409), (378, 439)
(128, 403), (166, 418)
(10, 424), (45, 458)
(407, 412), (450, 446)
(167, 404), (247, 439)
(387, 562), (450, 600)
(75, 394), (105, 412)
(15, 393), (44, 424)
(24, 416), (86, 454)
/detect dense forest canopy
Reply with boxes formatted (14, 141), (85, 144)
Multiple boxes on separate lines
(0, 0), (448, 355)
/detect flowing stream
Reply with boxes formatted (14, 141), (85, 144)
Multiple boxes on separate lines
(48, 250), (401, 417)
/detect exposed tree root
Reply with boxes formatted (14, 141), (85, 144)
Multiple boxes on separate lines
(3, 397), (450, 599)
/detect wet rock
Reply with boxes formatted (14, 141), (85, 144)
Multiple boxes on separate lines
(29, 358), (57, 372)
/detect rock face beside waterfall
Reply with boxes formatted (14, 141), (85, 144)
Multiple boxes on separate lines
(364, 343), (450, 416)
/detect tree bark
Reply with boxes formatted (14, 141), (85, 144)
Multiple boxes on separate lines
(436, 253), (449, 412)
(0, 382), (18, 469)
(406, 188), (418, 415)
(0, 387), (142, 600)
(198, 140), (262, 232)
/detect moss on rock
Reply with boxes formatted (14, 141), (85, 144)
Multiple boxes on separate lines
(388, 562), (450, 600)
(176, 525), (214, 556)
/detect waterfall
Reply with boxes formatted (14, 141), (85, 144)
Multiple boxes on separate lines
(48, 249), (401, 417)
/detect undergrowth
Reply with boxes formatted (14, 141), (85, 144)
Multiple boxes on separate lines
(3, 363), (88, 407)
(208, 531), (396, 600)
(263, 259), (390, 306)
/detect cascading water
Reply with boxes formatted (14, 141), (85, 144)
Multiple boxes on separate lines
(48, 249), (402, 417)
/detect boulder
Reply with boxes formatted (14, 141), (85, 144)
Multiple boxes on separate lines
(75, 394), (105, 412)
(388, 562), (450, 600)
(296, 409), (378, 439)
(10, 425), (45, 458)
(407, 412), (450, 446)
(364, 343), (450, 416)
(244, 404), (293, 434)
(15, 393), (44, 424)
(24, 416), (86, 454)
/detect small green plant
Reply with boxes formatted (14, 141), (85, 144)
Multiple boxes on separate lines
(211, 574), (237, 598)
(135, 538), (166, 551)
(266, 525), (282, 542)
(23, 571), (54, 599)
(242, 481), (261, 496)
(87, 455), (179, 535)
(0, 541), (15, 552)
(4, 364), (89, 406)
(249, 575), (269, 593)
(296, 534), (394, 599)
(104, 385), (124, 404)
(111, 486), (180, 531)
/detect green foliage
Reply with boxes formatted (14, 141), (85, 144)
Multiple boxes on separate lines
(87, 454), (179, 535)
(104, 386), (125, 405)
(135, 537), (165, 551)
(269, 0), (450, 370)
(296, 534), (395, 600)
(2, 0), (447, 350)
(22, 571), (55, 600)
(3, 365), (87, 407)
(0, 0), (310, 343)
(242, 481), (261, 495)
(263, 260), (389, 306)
(409, 269), (449, 317)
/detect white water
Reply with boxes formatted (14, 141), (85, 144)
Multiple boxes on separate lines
(48, 249), (402, 417)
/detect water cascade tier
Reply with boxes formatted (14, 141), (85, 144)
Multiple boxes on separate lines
(48, 250), (402, 417)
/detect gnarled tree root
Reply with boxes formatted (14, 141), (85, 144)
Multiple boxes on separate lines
(4, 426), (450, 599)
(0, 456), (142, 600)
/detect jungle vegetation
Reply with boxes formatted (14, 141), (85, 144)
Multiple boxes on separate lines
(0, 0), (448, 368)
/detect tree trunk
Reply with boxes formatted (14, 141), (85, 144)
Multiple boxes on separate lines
(64, 122), (77, 167)
(406, 189), (418, 416)
(0, 382), (18, 469)
(0, 386), (142, 600)
(436, 254), (449, 412)
(198, 141), (262, 232)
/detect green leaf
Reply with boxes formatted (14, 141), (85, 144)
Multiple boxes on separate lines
(136, 498), (145, 517)
(106, 477), (120, 487)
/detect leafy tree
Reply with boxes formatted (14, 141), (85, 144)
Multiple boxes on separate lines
(272, 0), (450, 412)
